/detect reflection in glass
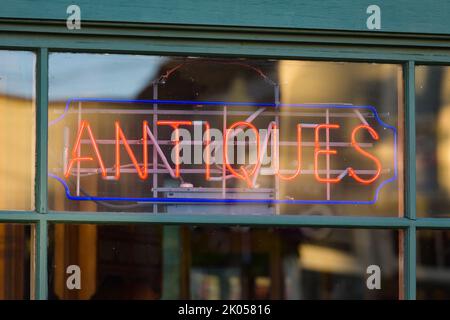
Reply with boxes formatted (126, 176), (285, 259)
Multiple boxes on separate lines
(48, 224), (400, 300)
(416, 66), (450, 217)
(48, 54), (403, 216)
(0, 50), (35, 210)
(0, 224), (31, 299)
(417, 230), (450, 299)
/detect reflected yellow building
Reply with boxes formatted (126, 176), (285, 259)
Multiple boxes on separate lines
(0, 95), (34, 210)
(0, 94), (34, 299)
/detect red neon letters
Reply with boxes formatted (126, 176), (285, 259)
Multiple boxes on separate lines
(314, 124), (341, 183)
(65, 120), (383, 185)
(273, 123), (302, 181)
(65, 120), (107, 178)
(347, 125), (382, 184)
(156, 120), (193, 178)
(204, 121), (211, 181)
(115, 121), (148, 180)
(223, 121), (261, 188)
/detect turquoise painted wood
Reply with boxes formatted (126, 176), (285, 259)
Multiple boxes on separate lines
(405, 61), (416, 221)
(404, 61), (417, 300)
(1, 0), (450, 35)
(44, 213), (413, 228)
(36, 48), (48, 214)
(405, 227), (416, 299)
(34, 221), (48, 300)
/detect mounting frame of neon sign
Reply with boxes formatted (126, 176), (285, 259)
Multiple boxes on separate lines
(49, 98), (398, 205)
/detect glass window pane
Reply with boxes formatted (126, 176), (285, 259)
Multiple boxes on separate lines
(416, 65), (450, 217)
(0, 50), (35, 211)
(48, 224), (400, 300)
(417, 229), (450, 299)
(0, 223), (31, 299)
(49, 53), (403, 216)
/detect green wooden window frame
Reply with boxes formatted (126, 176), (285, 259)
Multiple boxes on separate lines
(0, 18), (449, 300)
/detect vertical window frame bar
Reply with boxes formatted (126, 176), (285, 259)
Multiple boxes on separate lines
(34, 220), (48, 300)
(36, 47), (48, 214)
(404, 60), (417, 299)
(34, 47), (49, 299)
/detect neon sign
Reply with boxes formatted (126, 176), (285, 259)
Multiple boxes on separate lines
(49, 98), (397, 205)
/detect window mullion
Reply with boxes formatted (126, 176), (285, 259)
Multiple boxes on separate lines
(34, 47), (49, 300)
(35, 47), (48, 214)
(33, 220), (48, 300)
(404, 60), (417, 300)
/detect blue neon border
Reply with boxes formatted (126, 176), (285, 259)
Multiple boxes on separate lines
(49, 98), (398, 205)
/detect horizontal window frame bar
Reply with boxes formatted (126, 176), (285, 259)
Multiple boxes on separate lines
(415, 218), (450, 229)
(0, 25), (449, 63)
(2, 20), (450, 49)
(2, 212), (450, 230)
(0, 211), (41, 222)
(37, 213), (414, 228)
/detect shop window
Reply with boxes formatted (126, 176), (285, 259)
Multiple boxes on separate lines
(417, 229), (450, 299)
(416, 65), (450, 217)
(0, 223), (31, 300)
(48, 224), (400, 300)
(0, 50), (35, 211)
